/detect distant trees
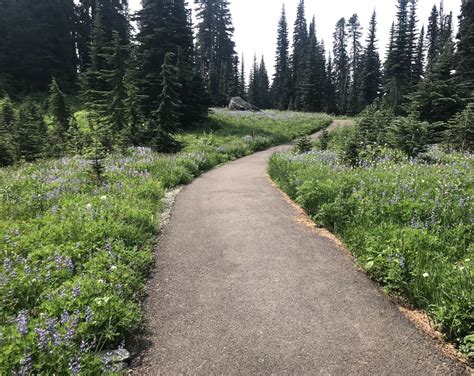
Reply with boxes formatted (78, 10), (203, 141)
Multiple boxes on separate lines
(248, 56), (270, 109)
(272, 5), (291, 110)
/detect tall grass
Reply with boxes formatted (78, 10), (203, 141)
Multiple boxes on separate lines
(269, 139), (473, 358)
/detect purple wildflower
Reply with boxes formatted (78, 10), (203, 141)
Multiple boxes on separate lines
(35, 326), (48, 350)
(85, 306), (92, 322)
(60, 310), (71, 325)
(64, 257), (74, 273)
(105, 239), (113, 256)
(16, 311), (28, 336)
(69, 356), (81, 375)
(72, 285), (81, 298)
(46, 318), (57, 333)
(19, 353), (32, 376)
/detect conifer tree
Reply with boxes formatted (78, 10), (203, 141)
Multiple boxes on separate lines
(137, 0), (195, 114)
(247, 55), (259, 106)
(292, 0), (309, 110)
(258, 57), (271, 109)
(16, 100), (47, 162)
(446, 103), (474, 152)
(301, 17), (320, 112)
(325, 54), (337, 114)
(412, 25), (425, 87)
(0, 96), (16, 166)
(273, 5), (291, 110)
(239, 54), (246, 99)
(153, 53), (182, 151)
(347, 14), (363, 115)
(333, 17), (349, 114)
(426, 5), (440, 72)
(195, 0), (236, 106)
(49, 78), (71, 153)
(384, 0), (412, 112)
(456, 0), (474, 102)
(359, 10), (382, 109)
(407, 0), (419, 88)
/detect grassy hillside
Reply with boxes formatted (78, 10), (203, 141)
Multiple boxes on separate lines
(0, 110), (331, 374)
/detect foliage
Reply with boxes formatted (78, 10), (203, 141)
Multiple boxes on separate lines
(0, 110), (331, 374)
(269, 143), (473, 358)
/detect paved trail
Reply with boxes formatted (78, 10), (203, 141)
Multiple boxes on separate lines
(131, 120), (466, 375)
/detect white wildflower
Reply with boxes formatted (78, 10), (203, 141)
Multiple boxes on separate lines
(422, 272), (429, 278)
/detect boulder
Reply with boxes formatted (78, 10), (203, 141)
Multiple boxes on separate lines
(228, 97), (260, 112)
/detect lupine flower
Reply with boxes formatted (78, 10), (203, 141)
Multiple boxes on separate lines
(69, 356), (81, 375)
(46, 318), (57, 333)
(72, 285), (81, 298)
(19, 353), (32, 376)
(35, 326), (48, 350)
(16, 311), (28, 336)
(65, 257), (74, 273)
(85, 306), (92, 322)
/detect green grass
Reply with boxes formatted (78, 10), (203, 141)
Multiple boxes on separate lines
(0, 110), (331, 374)
(269, 126), (474, 359)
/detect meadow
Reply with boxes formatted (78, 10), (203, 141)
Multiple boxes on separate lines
(0, 110), (331, 374)
(269, 126), (474, 359)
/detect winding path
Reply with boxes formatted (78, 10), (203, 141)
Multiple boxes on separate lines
(131, 120), (466, 375)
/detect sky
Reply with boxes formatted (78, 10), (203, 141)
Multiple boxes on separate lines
(128, 0), (461, 78)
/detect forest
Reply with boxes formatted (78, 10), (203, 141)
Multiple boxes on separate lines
(0, 0), (473, 374)
(0, 0), (472, 166)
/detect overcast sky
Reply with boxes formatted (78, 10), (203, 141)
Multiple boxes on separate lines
(128, 0), (461, 78)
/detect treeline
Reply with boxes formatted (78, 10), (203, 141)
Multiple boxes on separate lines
(0, 0), (243, 165)
(0, 0), (473, 166)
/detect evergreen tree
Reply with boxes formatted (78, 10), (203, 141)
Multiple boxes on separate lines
(456, 0), (474, 102)
(291, 0), (309, 110)
(426, 5), (440, 72)
(333, 17), (349, 114)
(195, 0), (237, 106)
(247, 55), (259, 106)
(347, 14), (363, 115)
(49, 77), (71, 152)
(137, 0), (195, 114)
(384, 0), (412, 112)
(239, 54), (246, 99)
(258, 56), (271, 109)
(0, 96), (16, 166)
(325, 54), (337, 114)
(412, 25), (425, 87)
(301, 17), (320, 112)
(153, 52), (182, 151)
(446, 102), (474, 152)
(407, 0), (419, 88)
(16, 100), (47, 161)
(0, 0), (78, 94)
(359, 10), (382, 109)
(273, 5), (291, 110)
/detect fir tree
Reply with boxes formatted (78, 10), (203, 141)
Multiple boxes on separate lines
(247, 55), (259, 106)
(301, 17), (320, 112)
(292, 0), (309, 110)
(456, 0), (474, 102)
(0, 96), (16, 166)
(325, 54), (337, 114)
(258, 56), (271, 109)
(16, 100), (47, 162)
(359, 10), (382, 109)
(446, 102), (474, 152)
(273, 5), (291, 110)
(239, 54), (246, 99)
(195, 0), (236, 106)
(49, 77), (71, 153)
(412, 25), (425, 87)
(347, 14), (363, 115)
(333, 17), (349, 114)
(426, 5), (440, 72)
(153, 53), (182, 152)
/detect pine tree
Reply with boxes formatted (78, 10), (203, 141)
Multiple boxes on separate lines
(333, 17), (349, 114)
(359, 10), (382, 109)
(16, 99), (47, 162)
(407, 0), (419, 88)
(137, 0), (195, 114)
(301, 17), (320, 112)
(153, 53), (182, 152)
(347, 14), (363, 115)
(239, 54), (246, 99)
(273, 5), (291, 110)
(446, 102), (474, 152)
(456, 0), (474, 102)
(247, 55), (259, 106)
(291, 0), (309, 110)
(0, 96), (16, 166)
(195, 0), (237, 106)
(49, 77), (71, 154)
(258, 56), (270, 109)
(412, 25), (425, 87)
(325, 54), (337, 114)
(384, 0), (412, 112)
(0, 0), (78, 94)
(426, 5), (440, 72)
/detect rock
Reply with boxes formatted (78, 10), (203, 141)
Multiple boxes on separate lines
(228, 97), (260, 112)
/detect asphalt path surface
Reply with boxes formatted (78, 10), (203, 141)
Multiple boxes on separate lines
(131, 120), (466, 375)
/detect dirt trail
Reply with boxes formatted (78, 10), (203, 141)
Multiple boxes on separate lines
(131, 120), (466, 375)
